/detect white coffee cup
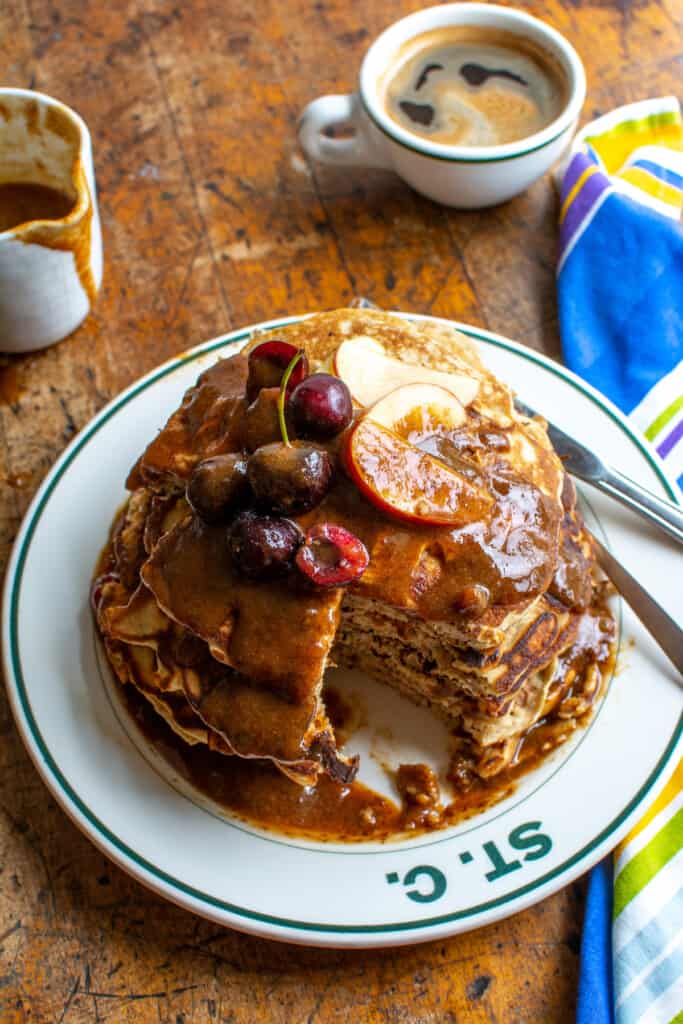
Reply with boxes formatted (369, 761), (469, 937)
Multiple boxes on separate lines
(298, 4), (586, 208)
(0, 89), (103, 353)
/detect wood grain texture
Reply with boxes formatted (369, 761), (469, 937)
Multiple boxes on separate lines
(0, 0), (679, 1020)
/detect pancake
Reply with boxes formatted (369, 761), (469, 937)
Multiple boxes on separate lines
(93, 309), (615, 798)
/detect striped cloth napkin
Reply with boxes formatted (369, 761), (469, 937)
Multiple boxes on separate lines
(556, 98), (683, 1024)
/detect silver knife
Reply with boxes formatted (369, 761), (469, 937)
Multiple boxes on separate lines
(515, 399), (683, 546)
(589, 533), (683, 677)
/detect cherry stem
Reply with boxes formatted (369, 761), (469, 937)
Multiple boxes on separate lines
(277, 350), (303, 447)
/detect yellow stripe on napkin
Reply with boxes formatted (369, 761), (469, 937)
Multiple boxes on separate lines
(585, 111), (682, 175)
(615, 760), (683, 860)
(560, 163), (600, 224)
(617, 167), (682, 210)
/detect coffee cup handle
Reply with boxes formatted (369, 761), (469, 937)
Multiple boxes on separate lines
(298, 94), (390, 169)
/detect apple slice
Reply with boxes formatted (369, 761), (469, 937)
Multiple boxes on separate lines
(344, 385), (492, 527)
(334, 336), (479, 408)
(368, 382), (467, 439)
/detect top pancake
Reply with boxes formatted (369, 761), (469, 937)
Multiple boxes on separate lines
(131, 310), (567, 641)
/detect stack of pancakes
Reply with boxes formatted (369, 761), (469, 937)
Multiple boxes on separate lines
(93, 309), (614, 790)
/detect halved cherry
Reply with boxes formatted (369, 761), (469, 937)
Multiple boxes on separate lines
(90, 572), (120, 612)
(296, 523), (369, 588)
(344, 385), (492, 527)
(333, 336), (479, 408)
(246, 340), (309, 402)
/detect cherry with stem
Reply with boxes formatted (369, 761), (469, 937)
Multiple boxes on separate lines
(277, 350), (305, 447)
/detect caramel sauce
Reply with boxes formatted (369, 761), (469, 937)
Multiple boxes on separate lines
(0, 362), (23, 405)
(133, 354), (561, 630)
(299, 457), (558, 617)
(143, 513), (343, 706)
(0, 97), (97, 308)
(121, 352), (570, 760)
(120, 680), (401, 840)
(9, 161), (97, 310)
(3, 471), (31, 489)
(128, 357), (249, 490)
(96, 346), (616, 842)
(0, 181), (75, 233)
(110, 603), (615, 842)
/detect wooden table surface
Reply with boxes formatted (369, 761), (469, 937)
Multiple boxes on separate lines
(0, 0), (679, 1020)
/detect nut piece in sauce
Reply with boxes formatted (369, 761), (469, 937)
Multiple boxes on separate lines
(396, 763), (441, 807)
(396, 763), (443, 830)
(186, 453), (250, 524)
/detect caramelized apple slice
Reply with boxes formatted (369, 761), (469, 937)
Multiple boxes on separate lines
(345, 417), (492, 527)
(334, 336), (479, 408)
(369, 382), (466, 438)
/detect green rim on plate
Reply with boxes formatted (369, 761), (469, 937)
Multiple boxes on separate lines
(5, 316), (682, 937)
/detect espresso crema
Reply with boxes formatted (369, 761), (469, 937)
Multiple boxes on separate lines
(381, 27), (568, 147)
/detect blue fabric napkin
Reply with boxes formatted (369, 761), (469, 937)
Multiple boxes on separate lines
(578, 859), (615, 1023)
(557, 97), (683, 1024)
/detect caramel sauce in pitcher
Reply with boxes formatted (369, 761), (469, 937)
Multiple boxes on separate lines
(10, 160), (98, 309)
(0, 95), (99, 310)
(0, 182), (75, 233)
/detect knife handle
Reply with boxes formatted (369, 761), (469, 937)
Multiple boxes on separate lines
(597, 468), (683, 546)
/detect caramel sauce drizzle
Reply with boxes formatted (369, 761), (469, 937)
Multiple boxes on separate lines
(13, 157), (97, 309)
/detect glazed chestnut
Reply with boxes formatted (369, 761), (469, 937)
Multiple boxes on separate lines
(243, 387), (282, 453)
(246, 340), (309, 403)
(186, 453), (250, 524)
(229, 512), (302, 580)
(289, 373), (353, 439)
(247, 442), (333, 515)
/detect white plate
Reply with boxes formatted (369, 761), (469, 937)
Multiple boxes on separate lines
(3, 314), (681, 948)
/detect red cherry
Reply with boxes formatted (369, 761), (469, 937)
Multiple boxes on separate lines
(229, 512), (303, 580)
(90, 572), (119, 611)
(296, 523), (369, 588)
(246, 341), (309, 402)
(289, 373), (353, 439)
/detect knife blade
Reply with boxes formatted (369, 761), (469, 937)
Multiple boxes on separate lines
(514, 399), (683, 546)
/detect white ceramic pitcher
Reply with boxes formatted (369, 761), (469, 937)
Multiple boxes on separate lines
(0, 89), (103, 353)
